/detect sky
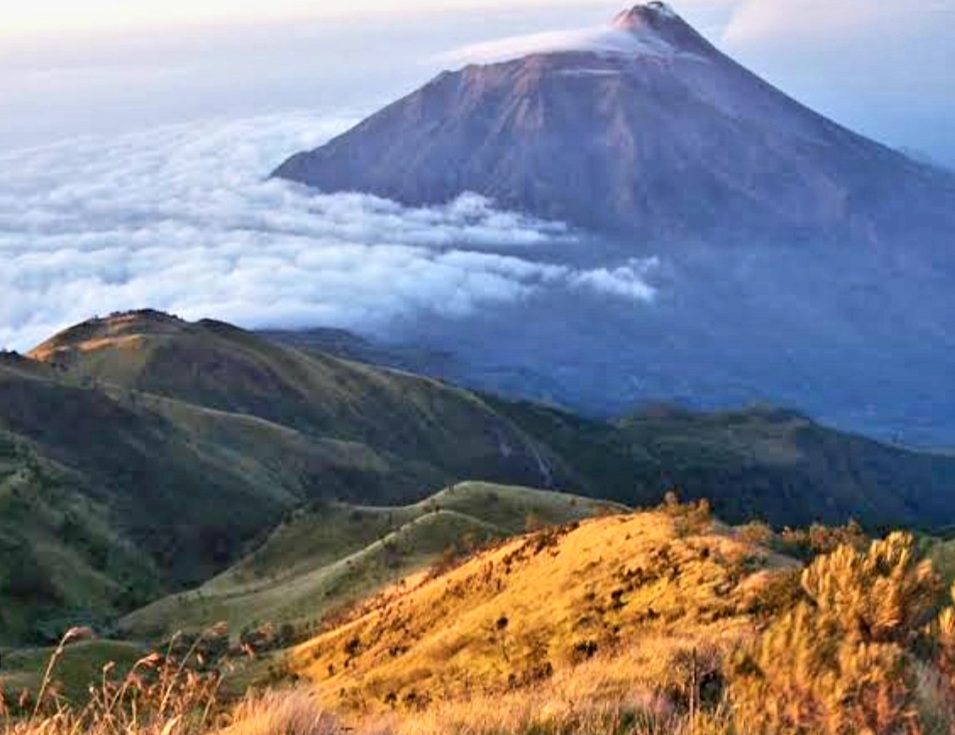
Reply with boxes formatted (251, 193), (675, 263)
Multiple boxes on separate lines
(0, 0), (953, 165)
(0, 0), (952, 352)
(1, 1), (630, 36)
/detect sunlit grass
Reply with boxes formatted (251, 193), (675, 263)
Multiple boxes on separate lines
(7, 504), (955, 735)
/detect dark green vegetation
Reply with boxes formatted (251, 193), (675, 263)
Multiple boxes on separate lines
(0, 639), (145, 706)
(0, 430), (160, 643)
(488, 399), (955, 531)
(3, 309), (955, 646)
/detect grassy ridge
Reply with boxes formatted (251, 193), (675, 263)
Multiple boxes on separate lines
(278, 505), (955, 734)
(289, 502), (784, 709)
(6, 309), (955, 647)
(5, 506), (955, 734)
(29, 312), (564, 497)
(0, 312), (570, 643)
(120, 483), (620, 639)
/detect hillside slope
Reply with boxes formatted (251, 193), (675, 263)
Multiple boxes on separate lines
(29, 311), (563, 497)
(288, 503), (791, 710)
(0, 313), (573, 642)
(265, 329), (955, 530)
(278, 508), (955, 735)
(121, 483), (622, 639)
(491, 400), (955, 530)
(0, 430), (160, 643)
(6, 310), (955, 644)
(0, 357), (412, 586)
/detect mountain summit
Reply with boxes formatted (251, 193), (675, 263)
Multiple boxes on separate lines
(273, 3), (955, 246)
(610, 2), (717, 56)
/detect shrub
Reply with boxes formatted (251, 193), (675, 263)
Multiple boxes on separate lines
(736, 522), (774, 548)
(729, 532), (949, 734)
(777, 521), (869, 561)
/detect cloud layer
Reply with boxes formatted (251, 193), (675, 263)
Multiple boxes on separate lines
(441, 26), (681, 67)
(0, 113), (657, 351)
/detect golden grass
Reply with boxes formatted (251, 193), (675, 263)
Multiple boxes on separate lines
(10, 508), (955, 735)
(218, 690), (338, 735)
(290, 504), (780, 711)
(380, 641), (733, 735)
(121, 484), (615, 640)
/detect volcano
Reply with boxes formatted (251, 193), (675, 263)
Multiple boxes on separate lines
(274, 2), (955, 247)
(270, 4), (955, 447)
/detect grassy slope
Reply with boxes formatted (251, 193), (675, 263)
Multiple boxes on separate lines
(121, 483), (621, 639)
(288, 505), (793, 711)
(0, 361), (399, 590)
(0, 312), (570, 643)
(0, 428), (162, 644)
(492, 399), (955, 529)
(26, 311), (955, 534)
(0, 640), (146, 706)
(7, 309), (955, 646)
(29, 312), (565, 498)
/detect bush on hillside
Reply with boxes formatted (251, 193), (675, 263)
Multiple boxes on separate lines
(729, 532), (951, 734)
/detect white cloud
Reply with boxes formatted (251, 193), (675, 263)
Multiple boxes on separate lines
(0, 113), (656, 351)
(570, 258), (660, 302)
(440, 25), (682, 67)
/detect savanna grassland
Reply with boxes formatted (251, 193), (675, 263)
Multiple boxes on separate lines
(6, 498), (955, 735)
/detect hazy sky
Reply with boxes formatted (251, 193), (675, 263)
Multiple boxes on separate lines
(5, 0), (591, 34)
(0, 0), (953, 166)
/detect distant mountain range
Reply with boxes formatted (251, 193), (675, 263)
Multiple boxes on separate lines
(271, 3), (955, 446)
(5, 310), (955, 643)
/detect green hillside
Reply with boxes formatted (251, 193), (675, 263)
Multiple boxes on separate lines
(4, 310), (955, 646)
(0, 358), (420, 590)
(0, 431), (160, 643)
(121, 482), (621, 639)
(29, 311), (564, 496)
(491, 399), (955, 530)
(0, 312), (571, 643)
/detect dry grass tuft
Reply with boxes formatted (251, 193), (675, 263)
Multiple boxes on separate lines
(1, 630), (222, 735)
(729, 532), (955, 734)
(218, 689), (338, 735)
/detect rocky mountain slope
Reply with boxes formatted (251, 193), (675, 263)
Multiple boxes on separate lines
(274, 3), (955, 248)
(267, 3), (955, 448)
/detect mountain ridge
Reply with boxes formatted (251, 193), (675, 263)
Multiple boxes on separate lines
(5, 310), (955, 645)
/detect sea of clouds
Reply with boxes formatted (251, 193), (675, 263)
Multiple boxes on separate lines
(0, 113), (657, 351)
